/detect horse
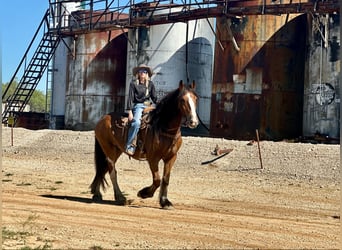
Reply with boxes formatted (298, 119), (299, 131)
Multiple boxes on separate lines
(90, 80), (199, 208)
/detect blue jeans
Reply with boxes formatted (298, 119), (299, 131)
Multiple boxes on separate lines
(126, 103), (146, 150)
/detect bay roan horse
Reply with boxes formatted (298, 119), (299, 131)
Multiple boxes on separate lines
(90, 80), (199, 208)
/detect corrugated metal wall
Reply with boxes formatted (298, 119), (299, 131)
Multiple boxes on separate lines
(211, 14), (308, 140)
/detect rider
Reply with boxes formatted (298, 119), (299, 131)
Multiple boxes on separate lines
(125, 64), (158, 156)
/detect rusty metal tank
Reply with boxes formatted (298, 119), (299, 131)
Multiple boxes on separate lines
(211, 13), (310, 140)
(63, 11), (128, 130)
(125, 4), (215, 127)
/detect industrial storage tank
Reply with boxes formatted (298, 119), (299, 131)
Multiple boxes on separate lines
(125, 4), (215, 128)
(211, 13), (311, 140)
(62, 11), (129, 130)
(50, 1), (81, 129)
(303, 13), (340, 139)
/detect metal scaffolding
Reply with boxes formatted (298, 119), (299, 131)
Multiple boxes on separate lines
(50, 0), (339, 36)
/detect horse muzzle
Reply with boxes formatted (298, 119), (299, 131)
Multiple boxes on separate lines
(188, 121), (198, 129)
(183, 116), (199, 129)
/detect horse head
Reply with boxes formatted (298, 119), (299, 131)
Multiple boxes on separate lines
(178, 80), (199, 129)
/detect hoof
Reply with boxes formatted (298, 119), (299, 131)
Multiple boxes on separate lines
(115, 199), (127, 206)
(115, 194), (128, 206)
(137, 187), (154, 199)
(160, 197), (173, 209)
(92, 194), (103, 202)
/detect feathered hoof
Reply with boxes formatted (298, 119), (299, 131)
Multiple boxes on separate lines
(115, 199), (127, 206)
(160, 197), (173, 209)
(137, 187), (154, 199)
(92, 194), (103, 202)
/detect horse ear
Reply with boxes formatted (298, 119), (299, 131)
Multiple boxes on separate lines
(179, 80), (184, 91)
(190, 80), (196, 90)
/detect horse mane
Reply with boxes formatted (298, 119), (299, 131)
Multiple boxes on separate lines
(146, 82), (198, 136)
(149, 88), (181, 130)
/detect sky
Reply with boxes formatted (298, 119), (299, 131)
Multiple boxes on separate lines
(1, 1), (50, 91)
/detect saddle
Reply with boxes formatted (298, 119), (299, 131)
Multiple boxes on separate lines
(111, 106), (155, 158)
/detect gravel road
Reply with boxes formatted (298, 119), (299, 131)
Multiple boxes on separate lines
(2, 127), (340, 249)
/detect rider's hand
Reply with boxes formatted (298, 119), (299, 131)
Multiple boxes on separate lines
(128, 110), (133, 121)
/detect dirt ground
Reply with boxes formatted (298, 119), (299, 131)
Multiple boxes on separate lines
(1, 126), (340, 249)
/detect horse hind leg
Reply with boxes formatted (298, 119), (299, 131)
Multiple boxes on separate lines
(90, 138), (109, 202)
(91, 138), (127, 205)
(107, 157), (127, 205)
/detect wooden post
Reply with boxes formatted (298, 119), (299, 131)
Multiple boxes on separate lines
(11, 125), (13, 146)
(256, 129), (263, 169)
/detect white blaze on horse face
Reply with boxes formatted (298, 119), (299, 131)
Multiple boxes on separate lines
(186, 92), (199, 128)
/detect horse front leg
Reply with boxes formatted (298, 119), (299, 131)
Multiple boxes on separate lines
(137, 160), (161, 199)
(159, 155), (177, 209)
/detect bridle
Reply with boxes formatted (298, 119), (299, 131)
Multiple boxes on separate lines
(180, 90), (198, 128)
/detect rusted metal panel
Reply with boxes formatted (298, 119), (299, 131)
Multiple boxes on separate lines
(211, 14), (307, 140)
(15, 112), (49, 130)
(227, 0), (310, 7)
(303, 13), (340, 138)
(64, 28), (128, 130)
(70, 10), (128, 30)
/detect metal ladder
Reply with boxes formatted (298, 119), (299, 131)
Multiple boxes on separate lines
(2, 9), (61, 124)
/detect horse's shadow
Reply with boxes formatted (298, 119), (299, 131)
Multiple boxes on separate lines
(40, 194), (153, 208)
(40, 194), (119, 206)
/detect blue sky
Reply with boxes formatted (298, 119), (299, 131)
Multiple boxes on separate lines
(1, 1), (49, 91)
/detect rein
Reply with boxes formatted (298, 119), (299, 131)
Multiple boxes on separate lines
(159, 127), (181, 139)
(159, 128), (182, 150)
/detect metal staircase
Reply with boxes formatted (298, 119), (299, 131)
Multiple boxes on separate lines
(2, 9), (60, 124)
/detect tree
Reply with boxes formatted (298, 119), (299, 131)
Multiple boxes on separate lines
(2, 80), (48, 112)
(29, 89), (47, 112)
(2, 80), (18, 101)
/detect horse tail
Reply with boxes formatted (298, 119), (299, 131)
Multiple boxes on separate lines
(90, 138), (109, 193)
